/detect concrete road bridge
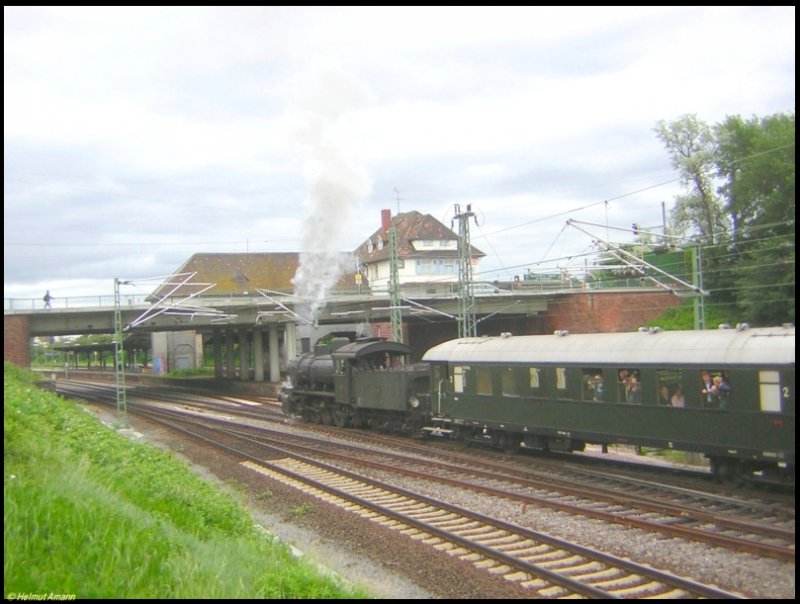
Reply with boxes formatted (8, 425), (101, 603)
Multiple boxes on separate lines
(5, 284), (681, 383)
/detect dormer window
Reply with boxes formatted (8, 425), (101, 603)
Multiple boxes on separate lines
(377, 238), (384, 250)
(367, 240), (374, 253)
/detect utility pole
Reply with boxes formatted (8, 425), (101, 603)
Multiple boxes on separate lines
(691, 244), (705, 330)
(113, 278), (128, 425)
(388, 222), (403, 343)
(453, 203), (477, 338)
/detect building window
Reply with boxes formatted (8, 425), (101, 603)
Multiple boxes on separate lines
(415, 258), (457, 275)
(416, 259), (431, 275)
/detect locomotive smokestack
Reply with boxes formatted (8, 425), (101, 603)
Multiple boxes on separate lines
(381, 209), (392, 233)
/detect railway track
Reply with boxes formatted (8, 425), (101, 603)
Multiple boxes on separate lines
(55, 379), (795, 562)
(53, 379), (793, 597)
(122, 404), (747, 599)
(194, 417), (799, 561)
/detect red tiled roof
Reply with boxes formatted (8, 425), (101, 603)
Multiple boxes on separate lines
(353, 210), (485, 263)
(150, 252), (355, 297)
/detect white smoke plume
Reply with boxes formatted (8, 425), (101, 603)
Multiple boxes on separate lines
(285, 62), (372, 323)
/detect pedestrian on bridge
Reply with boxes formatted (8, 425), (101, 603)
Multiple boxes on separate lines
(43, 290), (53, 310)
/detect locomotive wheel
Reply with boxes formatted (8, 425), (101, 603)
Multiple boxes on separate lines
(333, 405), (351, 428)
(320, 408), (334, 426)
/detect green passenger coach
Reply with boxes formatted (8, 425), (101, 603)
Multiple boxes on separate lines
(422, 325), (795, 483)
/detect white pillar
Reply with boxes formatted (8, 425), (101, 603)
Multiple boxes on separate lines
(284, 322), (297, 364)
(253, 327), (264, 382)
(239, 329), (249, 381)
(268, 325), (280, 383)
(225, 328), (235, 378)
(213, 328), (223, 378)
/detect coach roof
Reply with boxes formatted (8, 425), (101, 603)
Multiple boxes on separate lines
(422, 326), (795, 367)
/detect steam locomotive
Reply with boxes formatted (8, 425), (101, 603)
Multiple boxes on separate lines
(280, 336), (431, 434)
(280, 325), (795, 483)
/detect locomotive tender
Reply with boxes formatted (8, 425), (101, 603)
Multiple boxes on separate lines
(282, 325), (795, 483)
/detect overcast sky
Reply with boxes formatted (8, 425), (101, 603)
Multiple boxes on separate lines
(4, 6), (795, 301)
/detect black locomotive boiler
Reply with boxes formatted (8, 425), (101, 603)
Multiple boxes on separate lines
(280, 337), (431, 434)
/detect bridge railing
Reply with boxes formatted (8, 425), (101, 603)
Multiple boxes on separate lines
(5, 278), (661, 313)
(4, 294), (151, 312)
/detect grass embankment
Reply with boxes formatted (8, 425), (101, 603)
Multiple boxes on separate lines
(4, 363), (370, 599)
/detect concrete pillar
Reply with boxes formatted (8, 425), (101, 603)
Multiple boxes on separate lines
(253, 327), (264, 382)
(268, 325), (280, 383)
(194, 332), (204, 369)
(213, 328), (223, 378)
(225, 328), (235, 378)
(239, 328), (250, 381)
(284, 321), (297, 365)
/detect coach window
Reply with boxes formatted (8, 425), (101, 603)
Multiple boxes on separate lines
(759, 371), (781, 412)
(475, 366), (492, 395)
(501, 367), (520, 397)
(700, 369), (732, 409)
(555, 367), (567, 393)
(657, 369), (682, 406)
(453, 366), (465, 394)
(582, 368), (603, 401)
(529, 367), (540, 390)
(473, 367), (492, 394)
(617, 368), (641, 403)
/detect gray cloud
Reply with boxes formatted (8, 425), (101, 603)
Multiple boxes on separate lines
(4, 6), (795, 300)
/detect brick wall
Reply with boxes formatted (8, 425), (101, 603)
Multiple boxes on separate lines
(543, 290), (681, 333)
(4, 315), (30, 367)
(392, 290), (681, 356)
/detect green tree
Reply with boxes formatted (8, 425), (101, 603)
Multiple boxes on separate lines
(715, 113), (795, 241)
(656, 111), (795, 326)
(715, 112), (795, 324)
(655, 114), (730, 244)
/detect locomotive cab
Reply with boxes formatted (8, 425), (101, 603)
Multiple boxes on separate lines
(332, 338), (430, 433)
